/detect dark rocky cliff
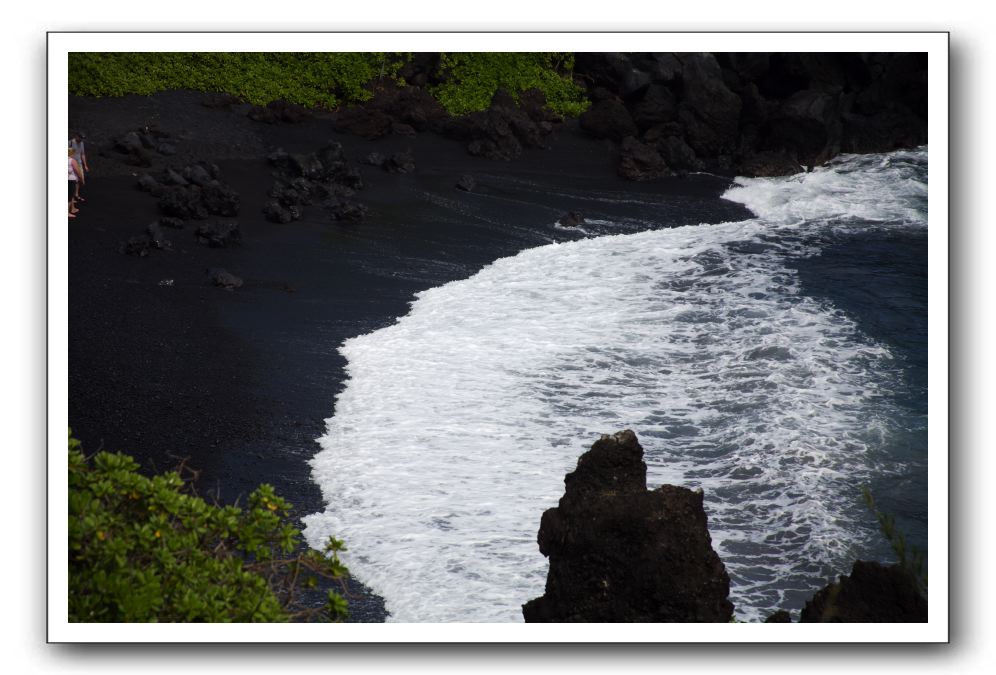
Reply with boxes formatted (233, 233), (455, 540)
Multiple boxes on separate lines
(337, 52), (927, 179)
(573, 52), (927, 178)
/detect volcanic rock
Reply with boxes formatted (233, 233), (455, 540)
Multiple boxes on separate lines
(158, 186), (208, 220)
(455, 174), (476, 192)
(579, 98), (639, 141)
(738, 150), (803, 178)
(163, 168), (189, 186)
(183, 163), (215, 187)
(363, 152), (386, 167)
(618, 136), (668, 181)
(207, 268), (243, 290)
(136, 174), (162, 195)
(326, 199), (368, 222)
(799, 561), (927, 623)
(522, 430), (734, 622)
(764, 610), (792, 623)
(572, 52), (926, 178)
(384, 150), (416, 174)
(194, 221), (241, 248)
(443, 88), (553, 161)
(145, 222), (170, 250)
(336, 106), (393, 139)
(557, 211), (585, 228)
(199, 183), (240, 217)
(632, 84), (678, 131)
(119, 236), (152, 257)
(158, 217), (185, 229)
(115, 131), (143, 155)
(262, 201), (300, 224)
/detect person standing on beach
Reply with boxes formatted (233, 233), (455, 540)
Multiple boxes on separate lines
(68, 147), (84, 218)
(69, 131), (89, 204)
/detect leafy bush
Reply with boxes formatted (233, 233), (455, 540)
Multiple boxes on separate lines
(68, 52), (408, 108)
(68, 52), (590, 118)
(68, 429), (348, 622)
(430, 52), (589, 117)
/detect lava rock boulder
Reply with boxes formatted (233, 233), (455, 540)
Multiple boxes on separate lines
(522, 430), (734, 622)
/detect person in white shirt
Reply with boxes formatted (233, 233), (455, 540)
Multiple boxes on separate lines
(69, 131), (89, 205)
(68, 147), (84, 218)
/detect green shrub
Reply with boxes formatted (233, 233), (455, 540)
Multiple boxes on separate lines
(430, 52), (589, 117)
(68, 52), (590, 119)
(68, 428), (348, 622)
(68, 52), (408, 108)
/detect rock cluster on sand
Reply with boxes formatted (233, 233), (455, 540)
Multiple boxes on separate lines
(112, 124), (178, 166)
(572, 52), (927, 177)
(522, 430), (734, 622)
(263, 142), (368, 223)
(363, 149), (417, 174)
(135, 161), (241, 221)
(125, 161), (241, 255)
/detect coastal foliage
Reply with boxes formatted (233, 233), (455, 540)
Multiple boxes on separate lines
(862, 486), (927, 597)
(430, 52), (589, 117)
(68, 51), (589, 118)
(68, 52), (407, 108)
(68, 429), (349, 622)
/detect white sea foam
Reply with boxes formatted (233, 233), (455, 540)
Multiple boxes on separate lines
(303, 149), (927, 622)
(722, 149), (927, 228)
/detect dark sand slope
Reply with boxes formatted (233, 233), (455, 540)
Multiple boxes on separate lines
(67, 90), (752, 621)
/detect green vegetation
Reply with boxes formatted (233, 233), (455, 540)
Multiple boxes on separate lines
(68, 52), (407, 108)
(68, 429), (348, 622)
(862, 486), (927, 596)
(429, 52), (589, 117)
(68, 52), (590, 118)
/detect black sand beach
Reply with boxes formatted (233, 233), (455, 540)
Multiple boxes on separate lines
(67, 89), (756, 620)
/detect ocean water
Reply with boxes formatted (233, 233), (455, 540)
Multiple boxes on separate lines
(303, 148), (928, 622)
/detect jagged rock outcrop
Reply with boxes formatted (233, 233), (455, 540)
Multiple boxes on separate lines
(618, 136), (668, 181)
(799, 560), (927, 622)
(444, 88), (556, 161)
(522, 430), (734, 622)
(325, 52), (925, 176)
(579, 98), (639, 141)
(573, 52), (927, 177)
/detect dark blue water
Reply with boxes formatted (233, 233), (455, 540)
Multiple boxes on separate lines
(794, 226), (928, 563)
